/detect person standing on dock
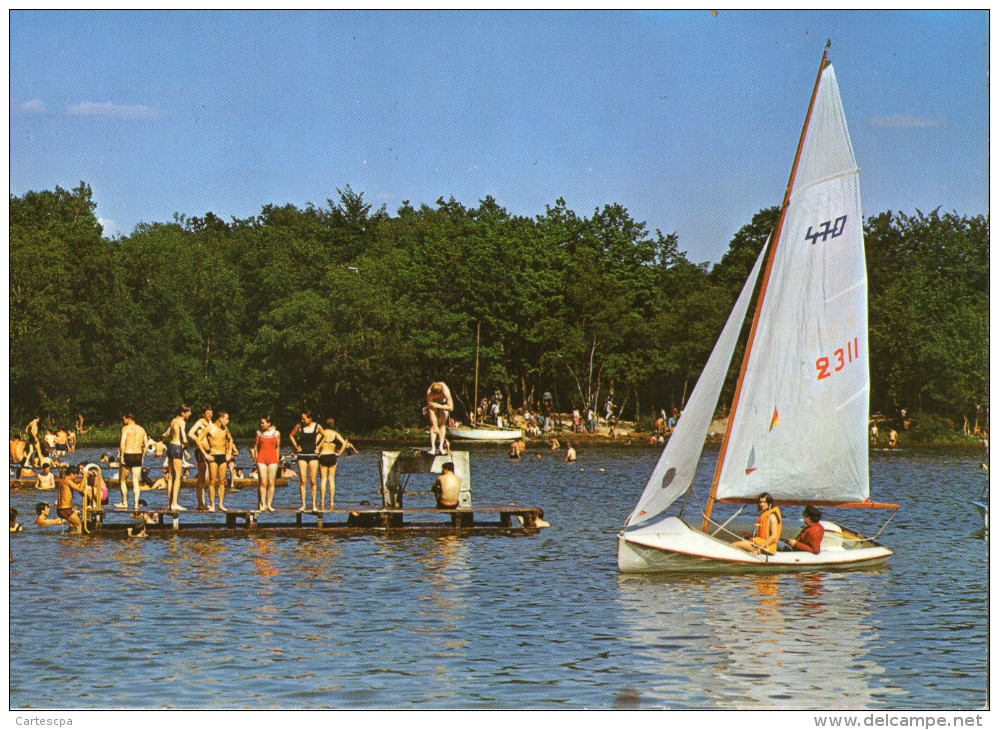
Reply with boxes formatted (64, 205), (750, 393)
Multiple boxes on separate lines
(290, 410), (321, 512)
(425, 381), (454, 455)
(431, 461), (461, 509)
(24, 415), (42, 466)
(187, 405), (214, 510)
(318, 418), (353, 510)
(117, 412), (151, 510)
(163, 404), (192, 511)
(252, 415), (280, 512)
(198, 411), (237, 512)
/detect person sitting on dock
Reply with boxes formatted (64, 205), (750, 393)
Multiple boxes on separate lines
(118, 412), (152, 510)
(785, 505), (825, 554)
(34, 463), (55, 491)
(425, 381), (454, 455)
(34, 503), (64, 528)
(732, 492), (782, 555)
(431, 461), (461, 509)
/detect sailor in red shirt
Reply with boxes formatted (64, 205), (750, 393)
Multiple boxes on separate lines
(787, 505), (825, 554)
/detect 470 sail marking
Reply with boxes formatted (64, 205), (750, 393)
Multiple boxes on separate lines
(806, 215), (848, 244)
(815, 337), (860, 380)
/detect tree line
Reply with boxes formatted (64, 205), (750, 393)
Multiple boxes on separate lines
(9, 183), (989, 436)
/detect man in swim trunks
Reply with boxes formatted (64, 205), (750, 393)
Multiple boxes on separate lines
(118, 412), (151, 510)
(163, 404), (192, 511)
(197, 411), (237, 512)
(431, 461), (461, 509)
(187, 405), (213, 510)
(25, 415), (42, 466)
(55, 466), (88, 533)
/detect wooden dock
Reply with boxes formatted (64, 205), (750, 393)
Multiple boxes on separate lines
(84, 503), (545, 535)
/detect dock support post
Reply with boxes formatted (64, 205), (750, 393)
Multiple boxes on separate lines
(172, 514), (179, 531)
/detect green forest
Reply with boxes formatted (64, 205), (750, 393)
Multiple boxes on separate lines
(9, 183), (989, 438)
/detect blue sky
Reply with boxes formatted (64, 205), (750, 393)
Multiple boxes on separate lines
(9, 9), (989, 264)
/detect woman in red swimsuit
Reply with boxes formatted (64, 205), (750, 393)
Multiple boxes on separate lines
(252, 415), (280, 512)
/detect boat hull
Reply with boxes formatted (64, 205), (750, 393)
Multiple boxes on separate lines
(448, 426), (522, 441)
(618, 517), (892, 574)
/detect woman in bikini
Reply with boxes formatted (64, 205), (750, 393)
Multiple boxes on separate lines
(252, 415), (280, 512)
(317, 418), (353, 510)
(290, 410), (321, 512)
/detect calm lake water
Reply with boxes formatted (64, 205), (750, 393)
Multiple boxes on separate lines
(8, 444), (988, 709)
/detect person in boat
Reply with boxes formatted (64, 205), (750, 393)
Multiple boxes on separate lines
(564, 443), (577, 462)
(55, 465), (88, 534)
(35, 463), (55, 491)
(290, 410), (322, 512)
(187, 405), (214, 511)
(198, 411), (237, 512)
(785, 505), (825, 554)
(509, 437), (526, 460)
(163, 404), (192, 511)
(252, 415), (280, 512)
(318, 418), (352, 510)
(34, 502), (64, 528)
(732, 492), (782, 555)
(425, 382), (454, 455)
(118, 412), (151, 510)
(431, 461), (461, 509)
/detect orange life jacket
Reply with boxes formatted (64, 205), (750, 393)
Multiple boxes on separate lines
(752, 506), (782, 554)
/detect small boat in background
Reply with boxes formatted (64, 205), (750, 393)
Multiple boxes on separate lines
(448, 424), (522, 442)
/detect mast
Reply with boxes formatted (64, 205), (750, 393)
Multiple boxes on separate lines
(472, 321), (480, 426)
(701, 42), (831, 532)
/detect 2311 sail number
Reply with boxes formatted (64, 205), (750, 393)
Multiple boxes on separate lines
(816, 337), (860, 380)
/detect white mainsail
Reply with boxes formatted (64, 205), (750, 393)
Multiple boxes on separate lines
(714, 64), (869, 504)
(624, 242), (766, 527)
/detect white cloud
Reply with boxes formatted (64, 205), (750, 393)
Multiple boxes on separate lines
(17, 99), (49, 113)
(97, 217), (126, 238)
(866, 114), (949, 129)
(65, 101), (163, 120)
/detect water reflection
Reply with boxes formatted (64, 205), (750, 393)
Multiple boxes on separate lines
(616, 570), (901, 709)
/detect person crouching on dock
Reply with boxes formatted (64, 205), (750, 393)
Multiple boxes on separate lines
(425, 381), (453, 455)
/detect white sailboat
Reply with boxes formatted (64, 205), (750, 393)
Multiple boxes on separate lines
(618, 46), (898, 573)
